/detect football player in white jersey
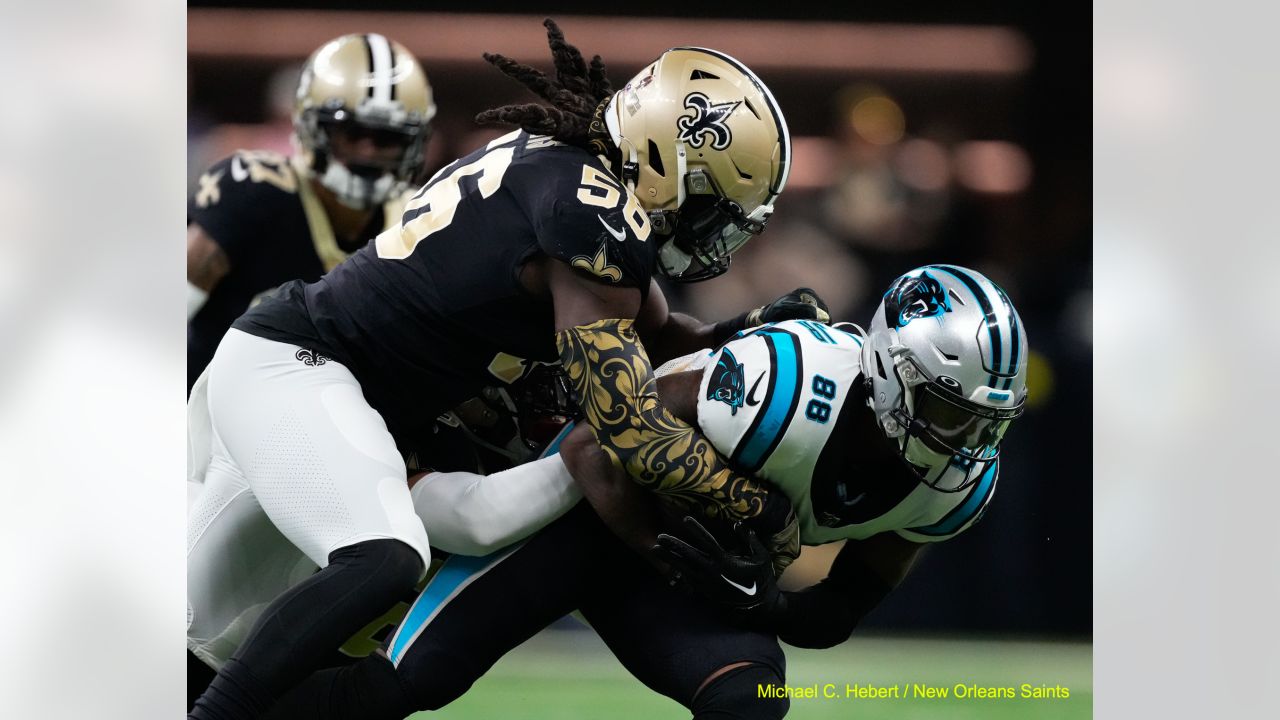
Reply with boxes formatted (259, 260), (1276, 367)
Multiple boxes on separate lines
(254, 264), (1028, 719)
(644, 263), (1027, 644)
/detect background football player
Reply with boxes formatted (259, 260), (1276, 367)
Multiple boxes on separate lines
(185, 32), (436, 710)
(186, 33), (436, 392)
(254, 264), (1028, 720)
(187, 20), (825, 720)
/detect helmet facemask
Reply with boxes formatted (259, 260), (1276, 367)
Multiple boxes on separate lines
(602, 48), (790, 283)
(292, 34), (437, 211)
(862, 264), (1029, 493)
(656, 170), (772, 282)
(875, 345), (1024, 493)
(301, 100), (430, 210)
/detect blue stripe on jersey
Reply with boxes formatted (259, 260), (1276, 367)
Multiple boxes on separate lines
(906, 459), (999, 537)
(387, 550), (509, 665)
(732, 329), (803, 472)
(538, 421), (575, 458)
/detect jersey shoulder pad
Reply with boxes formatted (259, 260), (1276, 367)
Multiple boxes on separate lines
(894, 459), (999, 543)
(381, 187), (416, 231)
(189, 150), (304, 263)
(512, 148), (656, 290)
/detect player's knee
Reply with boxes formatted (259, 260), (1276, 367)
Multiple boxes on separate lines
(692, 662), (790, 719)
(328, 538), (424, 601)
(395, 653), (481, 712)
(391, 636), (490, 712)
(413, 675), (475, 712)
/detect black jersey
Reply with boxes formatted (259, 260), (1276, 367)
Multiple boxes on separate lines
(187, 150), (397, 391)
(234, 131), (658, 447)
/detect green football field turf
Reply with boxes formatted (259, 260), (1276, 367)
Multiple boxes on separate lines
(420, 629), (1092, 719)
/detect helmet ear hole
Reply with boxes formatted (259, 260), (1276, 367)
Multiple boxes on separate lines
(875, 352), (888, 380)
(647, 140), (666, 177)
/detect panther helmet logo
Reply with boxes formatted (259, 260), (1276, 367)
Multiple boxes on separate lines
(883, 270), (952, 329)
(705, 347), (746, 415)
(676, 92), (742, 151)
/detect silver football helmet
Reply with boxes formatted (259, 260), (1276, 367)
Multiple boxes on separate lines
(862, 265), (1028, 491)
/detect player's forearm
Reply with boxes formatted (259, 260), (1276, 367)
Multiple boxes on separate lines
(646, 304), (805, 363)
(408, 458), (581, 556)
(555, 318), (785, 528)
(768, 585), (861, 649)
(771, 548), (895, 649)
(560, 423), (668, 567)
(645, 311), (718, 364)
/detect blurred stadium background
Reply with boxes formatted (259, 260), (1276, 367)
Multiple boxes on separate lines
(188, 1), (1090, 717)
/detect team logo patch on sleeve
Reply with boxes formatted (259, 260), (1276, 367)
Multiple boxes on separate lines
(676, 92), (742, 150)
(195, 169), (224, 208)
(706, 347), (746, 415)
(883, 270), (952, 328)
(570, 242), (623, 283)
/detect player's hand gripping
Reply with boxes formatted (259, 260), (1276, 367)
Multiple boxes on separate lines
(655, 517), (788, 621)
(747, 287), (831, 326)
(755, 498), (800, 576)
(716, 288), (831, 344)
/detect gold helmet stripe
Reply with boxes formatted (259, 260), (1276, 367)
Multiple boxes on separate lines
(365, 32), (394, 102)
(669, 46), (792, 202)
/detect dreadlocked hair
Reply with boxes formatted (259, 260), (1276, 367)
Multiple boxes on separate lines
(476, 18), (614, 153)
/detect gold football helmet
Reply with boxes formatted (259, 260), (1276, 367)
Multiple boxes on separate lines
(604, 47), (791, 281)
(294, 33), (437, 209)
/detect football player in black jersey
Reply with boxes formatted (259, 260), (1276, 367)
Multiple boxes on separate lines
(186, 33), (436, 392)
(188, 20), (824, 720)
(185, 32), (435, 711)
(184, 32), (435, 707)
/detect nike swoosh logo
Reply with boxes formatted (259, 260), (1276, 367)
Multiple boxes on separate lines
(230, 156), (248, 182)
(721, 575), (757, 596)
(745, 372), (766, 406)
(597, 215), (627, 242)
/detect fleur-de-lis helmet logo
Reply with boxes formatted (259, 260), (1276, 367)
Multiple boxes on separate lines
(570, 243), (622, 283)
(676, 92), (742, 150)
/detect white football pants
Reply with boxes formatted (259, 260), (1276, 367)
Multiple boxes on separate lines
(187, 329), (580, 668)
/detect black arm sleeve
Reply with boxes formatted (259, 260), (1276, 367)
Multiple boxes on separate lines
(770, 543), (895, 649)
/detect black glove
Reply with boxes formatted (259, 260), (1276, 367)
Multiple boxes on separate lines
(749, 287), (831, 326)
(714, 287), (831, 344)
(741, 482), (801, 576)
(654, 516), (788, 626)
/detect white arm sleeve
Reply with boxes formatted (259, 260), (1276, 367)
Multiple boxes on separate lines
(188, 281), (210, 321)
(410, 454), (581, 556)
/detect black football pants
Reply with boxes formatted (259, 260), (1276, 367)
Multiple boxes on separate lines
(265, 502), (788, 719)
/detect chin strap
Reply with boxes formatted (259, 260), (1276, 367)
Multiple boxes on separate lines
(318, 161), (397, 210)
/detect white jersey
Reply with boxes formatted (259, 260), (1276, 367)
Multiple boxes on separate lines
(692, 320), (997, 545)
